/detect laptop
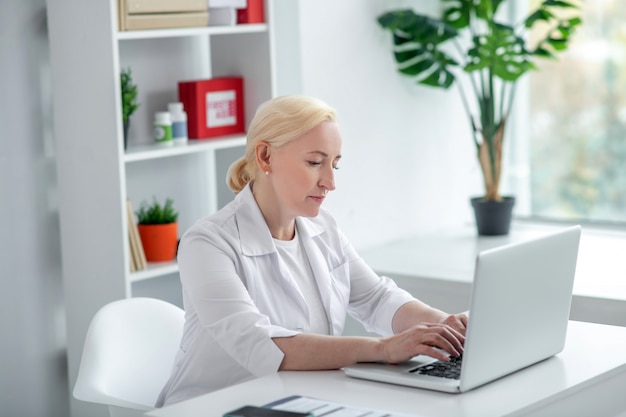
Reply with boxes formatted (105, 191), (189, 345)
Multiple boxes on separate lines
(344, 225), (582, 393)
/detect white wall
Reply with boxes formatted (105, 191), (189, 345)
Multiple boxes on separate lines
(1, 1), (483, 416)
(276, 0), (485, 250)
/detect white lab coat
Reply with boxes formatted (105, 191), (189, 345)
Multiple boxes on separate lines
(155, 183), (415, 407)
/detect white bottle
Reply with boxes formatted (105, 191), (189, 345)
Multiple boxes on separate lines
(168, 102), (188, 145)
(153, 112), (173, 146)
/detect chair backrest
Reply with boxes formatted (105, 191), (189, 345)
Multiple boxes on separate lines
(73, 297), (184, 416)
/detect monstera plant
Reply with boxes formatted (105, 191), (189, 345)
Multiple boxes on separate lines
(378, 0), (581, 234)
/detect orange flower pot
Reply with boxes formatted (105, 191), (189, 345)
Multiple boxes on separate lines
(138, 223), (178, 262)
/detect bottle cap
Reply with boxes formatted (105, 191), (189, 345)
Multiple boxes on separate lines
(168, 102), (184, 114)
(154, 111), (171, 124)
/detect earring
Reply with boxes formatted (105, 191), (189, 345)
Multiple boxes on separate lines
(265, 171), (269, 176)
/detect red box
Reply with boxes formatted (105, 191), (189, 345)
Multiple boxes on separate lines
(178, 77), (245, 139)
(237, 0), (264, 24)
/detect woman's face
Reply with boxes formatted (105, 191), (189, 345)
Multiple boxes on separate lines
(270, 121), (342, 218)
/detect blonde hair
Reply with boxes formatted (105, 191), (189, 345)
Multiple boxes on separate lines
(227, 95), (337, 193)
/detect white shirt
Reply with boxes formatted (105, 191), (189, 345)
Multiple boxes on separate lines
(156, 183), (415, 407)
(274, 227), (330, 334)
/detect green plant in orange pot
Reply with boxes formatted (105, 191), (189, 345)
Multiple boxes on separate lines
(136, 197), (179, 262)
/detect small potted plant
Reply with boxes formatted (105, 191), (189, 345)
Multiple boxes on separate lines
(377, 1), (582, 235)
(120, 67), (140, 149)
(136, 197), (179, 262)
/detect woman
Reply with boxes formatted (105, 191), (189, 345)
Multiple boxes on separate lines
(156, 95), (467, 407)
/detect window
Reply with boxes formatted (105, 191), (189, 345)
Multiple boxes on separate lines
(524, 0), (626, 223)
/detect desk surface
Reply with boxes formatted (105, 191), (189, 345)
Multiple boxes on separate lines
(146, 321), (626, 417)
(358, 222), (626, 302)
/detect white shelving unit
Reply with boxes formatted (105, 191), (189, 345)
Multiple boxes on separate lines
(124, 134), (247, 162)
(46, 2), (278, 416)
(125, 134), (247, 283)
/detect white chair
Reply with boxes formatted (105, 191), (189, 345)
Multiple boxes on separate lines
(73, 297), (185, 417)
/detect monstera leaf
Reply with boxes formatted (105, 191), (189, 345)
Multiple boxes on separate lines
(378, 0), (582, 201)
(378, 10), (459, 89)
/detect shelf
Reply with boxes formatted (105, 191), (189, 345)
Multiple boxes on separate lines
(124, 134), (247, 163)
(49, 2), (277, 415)
(116, 23), (268, 41)
(130, 261), (179, 283)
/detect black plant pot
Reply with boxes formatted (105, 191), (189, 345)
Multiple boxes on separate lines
(471, 196), (516, 236)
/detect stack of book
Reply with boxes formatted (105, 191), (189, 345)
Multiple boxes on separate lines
(126, 199), (147, 272)
(118, 0), (209, 31)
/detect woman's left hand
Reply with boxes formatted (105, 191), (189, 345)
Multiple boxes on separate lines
(439, 313), (468, 336)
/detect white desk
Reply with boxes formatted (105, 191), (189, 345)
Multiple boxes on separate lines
(146, 321), (626, 417)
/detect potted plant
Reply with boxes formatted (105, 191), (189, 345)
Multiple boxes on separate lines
(136, 197), (179, 262)
(377, 0), (582, 235)
(120, 67), (140, 150)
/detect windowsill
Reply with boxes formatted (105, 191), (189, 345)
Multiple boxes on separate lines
(359, 221), (626, 302)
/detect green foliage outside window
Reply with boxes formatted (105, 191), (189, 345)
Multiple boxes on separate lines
(528, 1), (626, 223)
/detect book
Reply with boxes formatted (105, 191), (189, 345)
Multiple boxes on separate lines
(126, 199), (147, 271)
(128, 237), (137, 272)
(123, 11), (210, 31)
(118, 0), (210, 31)
(127, 199), (141, 271)
(118, 0), (128, 31)
(126, 0), (207, 14)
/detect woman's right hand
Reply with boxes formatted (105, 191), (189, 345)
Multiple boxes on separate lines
(380, 323), (465, 364)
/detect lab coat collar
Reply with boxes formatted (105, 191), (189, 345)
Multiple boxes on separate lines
(235, 183), (335, 333)
(235, 183), (326, 257)
(297, 221), (334, 334)
(236, 183), (275, 256)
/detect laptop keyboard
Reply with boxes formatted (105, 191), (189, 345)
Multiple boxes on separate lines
(410, 355), (463, 380)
